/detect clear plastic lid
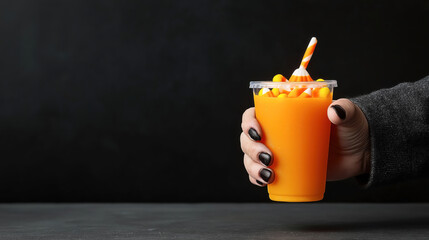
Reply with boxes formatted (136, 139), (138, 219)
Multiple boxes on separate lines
(249, 80), (337, 89)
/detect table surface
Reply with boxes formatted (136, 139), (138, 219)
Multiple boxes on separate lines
(0, 203), (428, 239)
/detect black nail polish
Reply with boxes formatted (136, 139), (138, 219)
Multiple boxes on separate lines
(259, 152), (271, 166)
(331, 105), (346, 120)
(248, 128), (261, 141)
(259, 168), (272, 182)
(256, 180), (264, 185)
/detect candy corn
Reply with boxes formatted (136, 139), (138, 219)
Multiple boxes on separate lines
(254, 38), (335, 99)
(288, 88), (306, 98)
(312, 79), (325, 96)
(312, 88), (320, 97)
(289, 66), (313, 82)
(280, 89), (291, 95)
(318, 87), (330, 98)
(272, 88), (280, 97)
(273, 74), (287, 82)
(256, 86), (331, 98)
(259, 88), (274, 97)
(299, 88), (312, 98)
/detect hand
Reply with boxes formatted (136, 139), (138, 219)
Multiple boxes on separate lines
(240, 98), (370, 187)
(326, 98), (371, 181)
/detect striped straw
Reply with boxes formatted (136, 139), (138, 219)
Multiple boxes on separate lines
(300, 37), (317, 69)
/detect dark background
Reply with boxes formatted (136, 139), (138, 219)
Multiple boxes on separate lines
(0, 0), (428, 202)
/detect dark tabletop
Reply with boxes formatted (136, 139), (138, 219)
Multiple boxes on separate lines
(0, 203), (428, 239)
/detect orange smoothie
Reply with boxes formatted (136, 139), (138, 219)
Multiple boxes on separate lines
(254, 95), (333, 202)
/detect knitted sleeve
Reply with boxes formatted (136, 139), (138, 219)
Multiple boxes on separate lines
(350, 75), (429, 188)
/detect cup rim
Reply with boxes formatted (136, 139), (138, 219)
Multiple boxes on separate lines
(249, 80), (337, 89)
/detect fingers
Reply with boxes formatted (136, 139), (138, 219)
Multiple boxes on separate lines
(244, 154), (274, 185)
(241, 107), (275, 186)
(249, 175), (266, 187)
(241, 107), (262, 141)
(240, 132), (273, 166)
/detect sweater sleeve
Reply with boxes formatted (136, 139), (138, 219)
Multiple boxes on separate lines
(350, 75), (429, 188)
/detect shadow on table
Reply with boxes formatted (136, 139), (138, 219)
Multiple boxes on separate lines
(293, 216), (429, 232)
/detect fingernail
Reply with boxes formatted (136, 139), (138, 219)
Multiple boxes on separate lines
(258, 152), (271, 166)
(259, 168), (272, 183)
(256, 180), (264, 185)
(248, 128), (261, 141)
(331, 105), (346, 120)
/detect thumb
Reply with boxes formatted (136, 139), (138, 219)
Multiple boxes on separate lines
(327, 98), (371, 178)
(328, 98), (361, 127)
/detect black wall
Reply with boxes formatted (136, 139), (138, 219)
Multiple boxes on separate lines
(0, 0), (428, 202)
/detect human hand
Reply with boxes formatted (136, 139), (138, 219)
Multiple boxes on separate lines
(240, 98), (370, 186)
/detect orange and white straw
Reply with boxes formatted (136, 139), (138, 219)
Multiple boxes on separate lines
(289, 37), (318, 82)
(300, 37), (317, 69)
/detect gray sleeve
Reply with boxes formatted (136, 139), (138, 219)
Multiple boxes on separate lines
(350, 75), (429, 188)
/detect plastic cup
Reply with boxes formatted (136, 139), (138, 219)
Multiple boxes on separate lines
(249, 81), (337, 202)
